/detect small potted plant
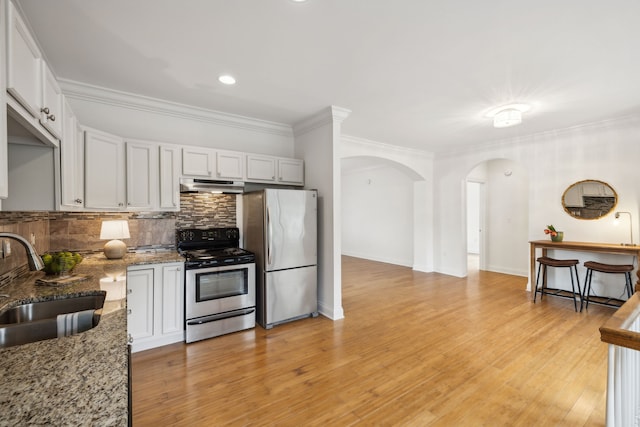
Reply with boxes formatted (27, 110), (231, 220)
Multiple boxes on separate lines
(544, 225), (564, 242)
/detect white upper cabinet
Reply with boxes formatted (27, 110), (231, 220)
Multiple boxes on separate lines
(216, 150), (244, 180)
(39, 61), (63, 139)
(246, 154), (276, 182)
(246, 154), (304, 185)
(182, 147), (214, 177)
(84, 128), (126, 209)
(159, 145), (180, 211)
(126, 141), (157, 210)
(6, 1), (41, 119)
(277, 158), (304, 185)
(59, 99), (84, 209)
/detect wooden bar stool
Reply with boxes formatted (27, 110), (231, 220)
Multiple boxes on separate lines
(581, 261), (634, 311)
(534, 256), (581, 311)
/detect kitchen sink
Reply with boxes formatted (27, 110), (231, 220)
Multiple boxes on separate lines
(0, 293), (106, 349)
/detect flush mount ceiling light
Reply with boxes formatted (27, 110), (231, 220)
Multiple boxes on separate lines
(485, 103), (531, 128)
(218, 75), (236, 85)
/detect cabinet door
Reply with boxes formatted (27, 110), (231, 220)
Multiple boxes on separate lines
(127, 268), (155, 341)
(84, 128), (126, 209)
(159, 145), (180, 210)
(246, 154), (276, 182)
(60, 99), (84, 208)
(39, 61), (63, 139)
(161, 263), (184, 336)
(278, 158), (304, 185)
(182, 147), (213, 177)
(6, 1), (41, 119)
(126, 141), (156, 209)
(216, 150), (244, 180)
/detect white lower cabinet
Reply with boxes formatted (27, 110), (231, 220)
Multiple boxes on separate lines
(127, 262), (184, 353)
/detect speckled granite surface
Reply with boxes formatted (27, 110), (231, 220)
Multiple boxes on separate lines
(0, 251), (183, 426)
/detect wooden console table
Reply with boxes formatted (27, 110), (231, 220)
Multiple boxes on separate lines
(529, 240), (640, 293)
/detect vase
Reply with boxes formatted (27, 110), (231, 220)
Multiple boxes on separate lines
(551, 231), (564, 242)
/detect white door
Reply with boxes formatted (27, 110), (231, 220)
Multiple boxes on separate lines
(159, 145), (180, 210)
(127, 268), (155, 341)
(126, 142), (156, 209)
(84, 128), (125, 209)
(161, 263), (184, 336)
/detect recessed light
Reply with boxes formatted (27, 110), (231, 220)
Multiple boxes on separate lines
(218, 75), (236, 85)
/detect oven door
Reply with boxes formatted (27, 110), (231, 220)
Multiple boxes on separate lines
(185, 263), (255, 320)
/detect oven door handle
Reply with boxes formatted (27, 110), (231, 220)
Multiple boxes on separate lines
(186, 308), (256, 325)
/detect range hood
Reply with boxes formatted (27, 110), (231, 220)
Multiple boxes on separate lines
(179, 178), (245, 194)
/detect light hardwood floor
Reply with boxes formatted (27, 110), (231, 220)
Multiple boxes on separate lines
(132, 256), (613, 426)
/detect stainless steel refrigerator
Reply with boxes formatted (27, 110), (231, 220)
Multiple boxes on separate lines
(243, 189), (318, 329)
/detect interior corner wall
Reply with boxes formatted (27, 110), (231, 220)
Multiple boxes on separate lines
(65, 96), (294, 156)
(341, 165), (414, 266)
(294, 118), (344, 321)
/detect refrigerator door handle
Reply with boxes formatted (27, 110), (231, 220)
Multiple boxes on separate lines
(267, 206), (272, 266)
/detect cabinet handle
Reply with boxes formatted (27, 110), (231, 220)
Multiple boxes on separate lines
(47, 114), (55, 122)
(128, 334), (133, 344)
(127, 309), (132, 315)
(128, 288), (132, 294)
(118, 202), (124, 207)
(40, 107), (50, 114)
(74, 198), (83, 204)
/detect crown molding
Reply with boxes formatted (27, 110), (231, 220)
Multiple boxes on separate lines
(436, 114), (640, 159)
(342, 134), (434, 160)
(293, 105), (352, 137)
(58, 78), (293, 137)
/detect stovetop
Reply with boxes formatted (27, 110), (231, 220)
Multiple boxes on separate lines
(177, 227), (255, 269)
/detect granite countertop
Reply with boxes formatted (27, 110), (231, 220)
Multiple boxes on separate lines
(0, 250), (183, 426)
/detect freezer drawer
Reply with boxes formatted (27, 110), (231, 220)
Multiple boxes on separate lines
(260, 265), (317, 328)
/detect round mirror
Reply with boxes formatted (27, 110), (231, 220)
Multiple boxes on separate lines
(562, 180), (617, 220)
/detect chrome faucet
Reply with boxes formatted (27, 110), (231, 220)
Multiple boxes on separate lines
(0, 233), (44, 271)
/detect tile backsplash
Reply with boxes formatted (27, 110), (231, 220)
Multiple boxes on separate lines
(0, 193), (238, 278)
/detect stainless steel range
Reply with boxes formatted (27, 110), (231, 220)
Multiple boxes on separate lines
(177, 227), (256, 343)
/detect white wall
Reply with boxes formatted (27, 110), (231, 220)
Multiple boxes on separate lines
(61, 80), (294, 156)
(342, 163), (414, 266)
(434, 116), (640, 295)
(294, 106), (350, 321)
(341, 135), (434, 272)
(483, 159), (529, 276)
(4, 143), (55, 210)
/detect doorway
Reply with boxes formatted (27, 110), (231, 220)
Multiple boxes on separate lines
(466, 181), (484, 272)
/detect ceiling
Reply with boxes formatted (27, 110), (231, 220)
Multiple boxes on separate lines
(17, 0), (640, 153)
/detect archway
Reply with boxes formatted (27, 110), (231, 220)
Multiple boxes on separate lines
(465, 158), (529, 277)
(342, 155), (425, 268)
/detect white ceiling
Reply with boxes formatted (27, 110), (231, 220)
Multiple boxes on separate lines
(17, 0), (640, 153)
